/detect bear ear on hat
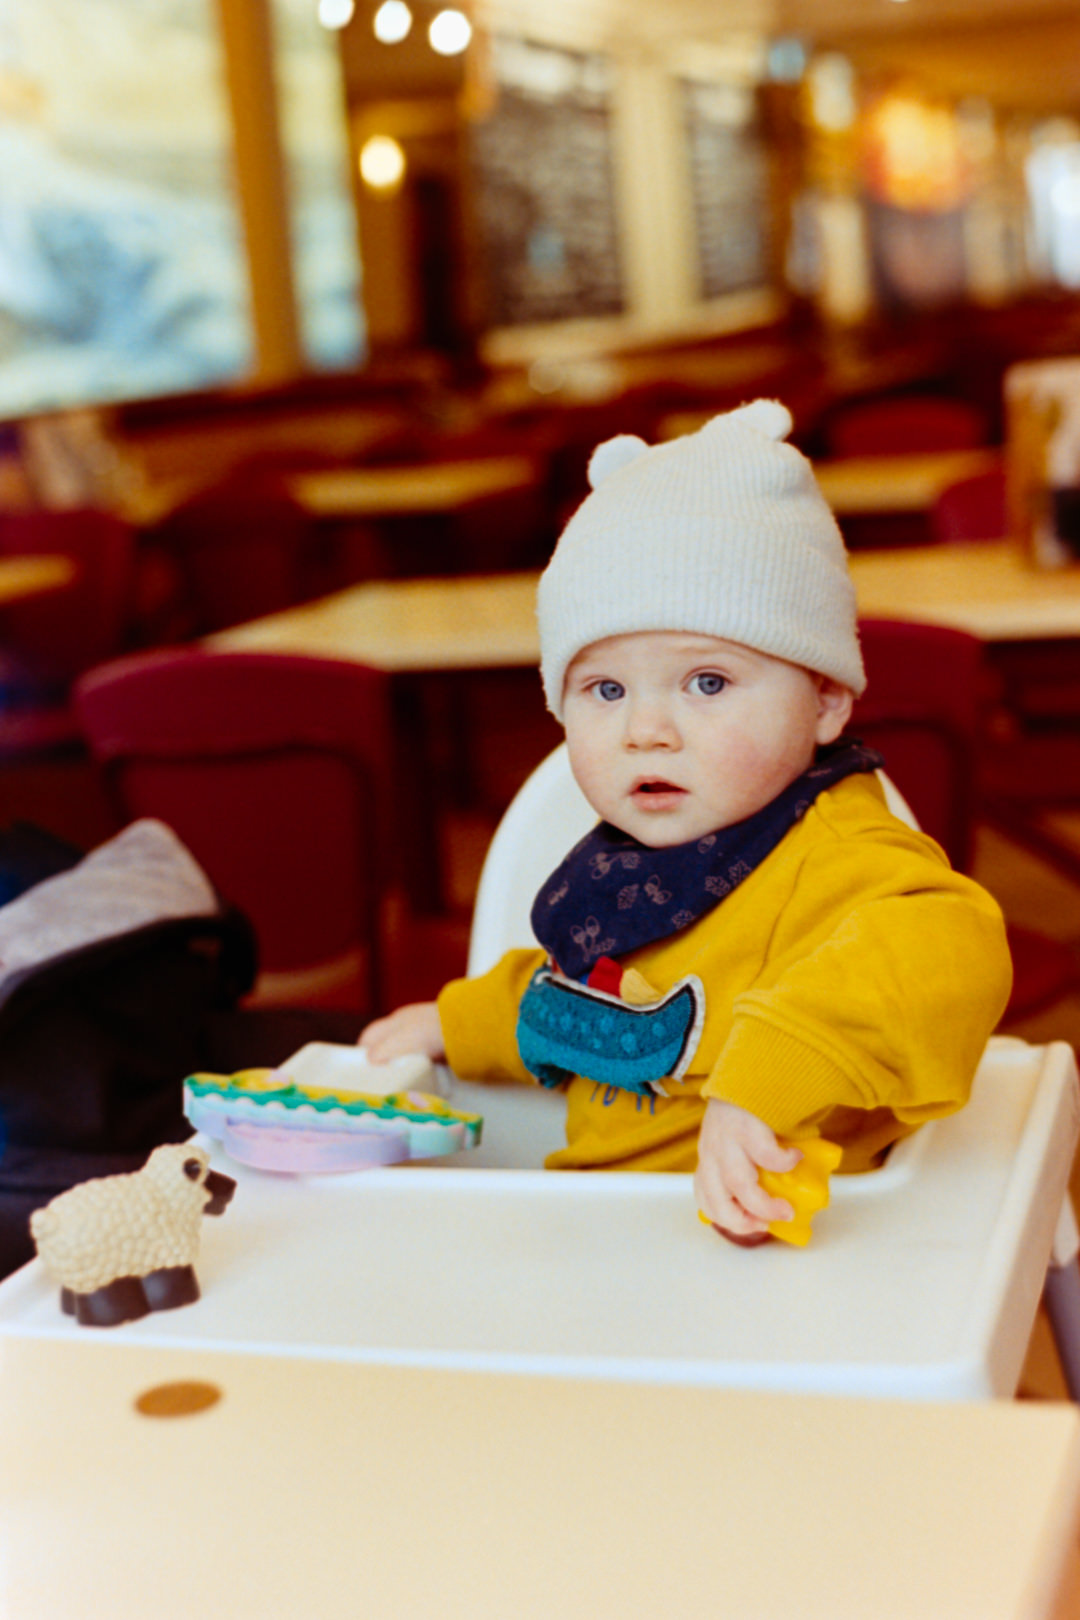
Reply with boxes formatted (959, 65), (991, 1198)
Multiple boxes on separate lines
(724, 399), (793, 442)
(588, 434), (649, 489)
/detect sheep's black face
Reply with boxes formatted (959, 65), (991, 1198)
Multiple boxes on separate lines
(181, 1155), (235, 1216)
(202, 1169), (237, 1216)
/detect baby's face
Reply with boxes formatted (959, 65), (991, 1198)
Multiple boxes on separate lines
(562, 631), (853, 847)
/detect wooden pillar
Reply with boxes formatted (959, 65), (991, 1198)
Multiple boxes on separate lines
(215, 0), (304, 381)
(611, 56), (699, 325)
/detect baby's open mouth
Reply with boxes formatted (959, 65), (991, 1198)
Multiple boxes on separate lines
(633, 779), (685, 796)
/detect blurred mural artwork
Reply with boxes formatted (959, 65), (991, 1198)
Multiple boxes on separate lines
(681, 78), (772, 302)
(782, 50), (1074, 325)
(859, 83), (972, 312)
(469, 36), (625, 328)
(0, 0), (253, 416)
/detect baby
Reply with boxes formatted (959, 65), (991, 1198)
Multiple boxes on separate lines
(361, 400), (1012, 1241)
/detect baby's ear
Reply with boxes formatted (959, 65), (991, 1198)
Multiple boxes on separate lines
(815, 677), (854, 744)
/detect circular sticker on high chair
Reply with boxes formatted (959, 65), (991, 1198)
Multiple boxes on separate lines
(134, 1380), (222, 1418)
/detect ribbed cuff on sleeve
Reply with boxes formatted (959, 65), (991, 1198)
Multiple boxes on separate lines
(700, 1014), (871, 1135)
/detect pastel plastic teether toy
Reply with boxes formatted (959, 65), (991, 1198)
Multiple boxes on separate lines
(759, 1136), (843, 1246)
(184, 1067), (482, 1173)
(220, 1120), (412, 1173)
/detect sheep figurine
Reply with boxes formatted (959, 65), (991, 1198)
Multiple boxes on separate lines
(30, 1143), (236, 1328)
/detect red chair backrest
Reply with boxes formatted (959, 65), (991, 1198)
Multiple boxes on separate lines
(150, 473), (313, 635)
(0, 508), (134, 683)
(930, 469), (1007, 543)
(75, 651), (393, 1010)
(826, 396), (987, 458)
(855, 622), (1074, 1023)
(852, 618), (984, 872)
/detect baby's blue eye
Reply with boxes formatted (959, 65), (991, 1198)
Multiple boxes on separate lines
(596, 680), (624, 702)
(691, 672), (727, 696)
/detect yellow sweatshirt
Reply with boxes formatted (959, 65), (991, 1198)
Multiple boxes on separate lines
(438, 774), (1013, 1174)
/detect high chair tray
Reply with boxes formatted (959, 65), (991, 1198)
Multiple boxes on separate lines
(1, 1038), (1075, 1401)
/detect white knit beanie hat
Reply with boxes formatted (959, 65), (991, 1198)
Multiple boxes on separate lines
(538, 399), (865, 717)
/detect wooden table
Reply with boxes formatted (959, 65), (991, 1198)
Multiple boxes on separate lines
(126, 455), (541, 528)
(212, 541), (1080, 671)
(850, 539), (1080, 640)
(288, 454), (539, 519)
(3, 1335), (1080, 1619)
(211, 571), (542, 670)
(814, 448), (1003, 516)
(660, 412), (1002, 517)
(0, 552), (76, 605)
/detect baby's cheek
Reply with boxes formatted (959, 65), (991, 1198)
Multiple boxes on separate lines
(713, 729), (782, 781)
(711, 729), (809, 806)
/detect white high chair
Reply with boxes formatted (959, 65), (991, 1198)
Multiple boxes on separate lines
(464, 742), (1080, 1400)
(4, 748), (1079, 1401)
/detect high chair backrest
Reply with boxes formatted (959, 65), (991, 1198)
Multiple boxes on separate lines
(467, 743), (916, 977)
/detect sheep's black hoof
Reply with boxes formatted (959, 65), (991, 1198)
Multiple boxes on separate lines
(141, 1265), (200, 1313)
(60, 1288), (76, 1316)
(72, 1276), (152, 1328)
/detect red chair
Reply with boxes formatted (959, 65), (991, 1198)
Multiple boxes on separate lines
(930, 469), (1007, 543)
(75, 650), (394, 1016)
(0, 508), (134, 687)
(0, 507), (136, 758)
(825, 395), (987, 458)
(928, 473), (1080, 883)
(855, 618), (982, 871)
(143, 471), (316, 638)
(854, 618), (1078, 1022)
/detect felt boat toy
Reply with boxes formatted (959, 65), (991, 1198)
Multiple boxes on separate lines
(516, 965), (705, 1095)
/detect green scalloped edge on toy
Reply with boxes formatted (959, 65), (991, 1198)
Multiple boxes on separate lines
(184, 1073), (482, 1130)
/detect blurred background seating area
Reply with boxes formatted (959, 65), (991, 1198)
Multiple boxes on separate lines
(3, 0), (1080, 1062)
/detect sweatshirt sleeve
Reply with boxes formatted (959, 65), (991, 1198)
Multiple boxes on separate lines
(700, 829), (1013, 1136)
(437, 947), (546, 1084)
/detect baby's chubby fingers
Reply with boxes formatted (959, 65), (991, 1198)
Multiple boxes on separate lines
(738, 1122), (801, 1224)
(356, 1016), (402, 1061)
(734, 1175), (795, 1228)
(357, 1001), (445, 1063)
(694, 1172), (765, 1236)
(695, 1097), (802, 1231)
(710, 1147), (793, 1227)
(694, 1150), (772, 1235)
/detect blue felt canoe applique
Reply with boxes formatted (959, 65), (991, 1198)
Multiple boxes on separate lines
(515, 967), (705, 1096)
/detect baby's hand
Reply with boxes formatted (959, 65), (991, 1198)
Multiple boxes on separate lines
(358, 1002), (445, 1064)
(694, 1098), (801, 1239)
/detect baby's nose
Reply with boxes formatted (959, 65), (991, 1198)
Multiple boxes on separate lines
(625, 700), (679, 747)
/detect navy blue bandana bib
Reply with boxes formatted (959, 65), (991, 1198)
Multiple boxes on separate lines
(530, 739), (884, 980)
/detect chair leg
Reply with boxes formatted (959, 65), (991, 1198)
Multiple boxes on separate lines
(1043, 1197), (1080, 1403)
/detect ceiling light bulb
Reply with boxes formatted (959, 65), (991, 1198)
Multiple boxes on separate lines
(359, 134), (406, 191)
(373, 0), (412, 43)
(317, 0), (355, 27)
(428, 9), (471, 55)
